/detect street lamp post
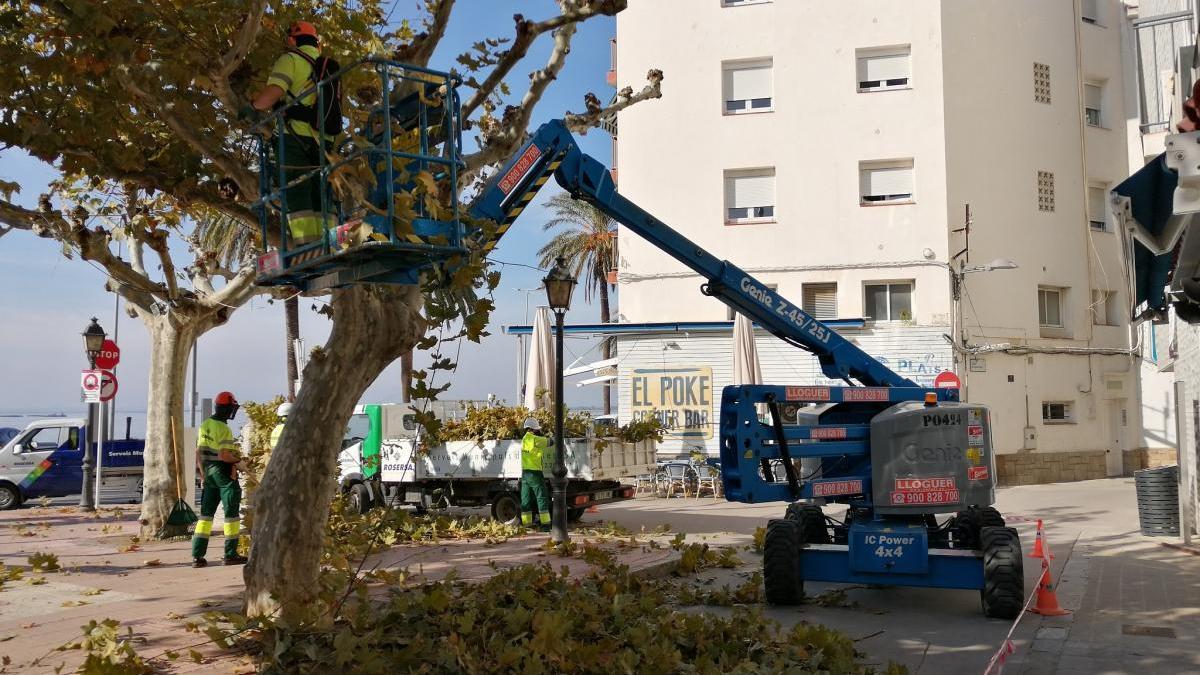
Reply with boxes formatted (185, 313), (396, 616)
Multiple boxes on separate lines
(81, 317), (107, 511)
(543, 257), (577, 544)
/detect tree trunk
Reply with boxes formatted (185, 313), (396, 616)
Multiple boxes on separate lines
(599, 269), (612, 416)
(285, 295), (300, 401)
(400, 349), (413, 403)
(244, 284), (424, 622)
(138, 314), (205, 539)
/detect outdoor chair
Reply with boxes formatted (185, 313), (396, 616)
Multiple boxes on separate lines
(661, 462), (694, 498)
(634, 472), (658, 496)
(694, 461), (722, 498)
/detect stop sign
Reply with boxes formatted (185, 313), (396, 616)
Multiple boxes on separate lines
(934, 370), (961, 389)
(95, 339), (120, 370)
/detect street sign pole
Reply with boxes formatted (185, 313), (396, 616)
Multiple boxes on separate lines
(95, 399), (105, 508)
(80, 369), (102, 512)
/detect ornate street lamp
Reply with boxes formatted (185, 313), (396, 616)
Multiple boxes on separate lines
(83, 317), (106, 370)
(80, 318), (107, 510)
(543, 257), (577, 543)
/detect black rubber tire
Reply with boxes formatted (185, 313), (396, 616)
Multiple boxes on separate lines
(491, 492), (521, 524)
(348, 483), (373, 515)
(0, 483), (19, 511)
(763, 519), (804, 605)
(785, 503), (830, 544)
(953, 506), (1006, 550)
(980, 526), (1024, 619)
(568, 507), (587, 523)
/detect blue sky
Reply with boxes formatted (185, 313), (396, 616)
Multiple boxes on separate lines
(0, 1), (623, 414)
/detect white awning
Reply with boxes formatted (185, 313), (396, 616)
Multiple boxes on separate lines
(563, 357), (618, 377)
(576, 374), (619, 387)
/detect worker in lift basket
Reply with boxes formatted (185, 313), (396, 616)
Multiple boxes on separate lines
(191, 391), (248, 568)
(242, 20), (333, 245)
(519, 418), (552, 532)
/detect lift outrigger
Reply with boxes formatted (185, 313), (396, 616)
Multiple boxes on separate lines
(250, 57), (1023, 618)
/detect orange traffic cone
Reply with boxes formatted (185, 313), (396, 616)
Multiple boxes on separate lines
(1028, 552), (1071, 616)
(1029, 519), (1054, 559)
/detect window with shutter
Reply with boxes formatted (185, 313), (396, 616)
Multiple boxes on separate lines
(1081, 0), (1100, 25)
(1041, 401), (1074, 423)
(724, 169), (776, 223)
(1088, 184), (1107, 231)
(802, 283), (837, 319)
(859, 160), (914, 204)
(1085, 82), (1103, 127)
(857, 46), (911, 92)
(723, 60), (773, 114)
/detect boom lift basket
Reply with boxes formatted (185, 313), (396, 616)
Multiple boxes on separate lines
(251, 58), (466, 292)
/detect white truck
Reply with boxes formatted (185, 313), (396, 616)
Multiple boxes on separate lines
(337, 404), (656, 522)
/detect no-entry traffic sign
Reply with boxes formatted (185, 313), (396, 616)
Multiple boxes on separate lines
(95, 340), (121, 370)
(99, 370), (118, 402)
(933, 370), (961, 389)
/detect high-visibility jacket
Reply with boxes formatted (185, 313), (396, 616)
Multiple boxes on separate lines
(267, 44), (323, 141)
(520, 432), (549, 471)
(269, 423), (285, 450)
(198, 417), (239, 465)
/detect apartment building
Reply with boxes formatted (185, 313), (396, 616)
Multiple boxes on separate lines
(611, 0), (1142, 483)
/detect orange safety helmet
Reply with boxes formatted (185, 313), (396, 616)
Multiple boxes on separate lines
(287, 20), (319, 45)
(215, 391), (239, 407)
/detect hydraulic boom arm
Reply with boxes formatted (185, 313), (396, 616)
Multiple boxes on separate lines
(472, 120), (915, 387)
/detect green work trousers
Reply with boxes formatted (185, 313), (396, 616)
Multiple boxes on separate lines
(520, 469), (551, 528)
(278, 134), (330, 243)
(191, 463), (242, 559)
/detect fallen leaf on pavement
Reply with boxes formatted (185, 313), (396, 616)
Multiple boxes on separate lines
(60, 600), (88, 607)
(81, 588), (104, 596)
(143, 559), (162, 567)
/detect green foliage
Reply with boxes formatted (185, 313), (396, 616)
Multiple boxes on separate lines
(28, 552), (60, 572)
(73, 619), (152, 675)
(435, 402), (591, 443)
(752, 526), (767, 554)
(252, 561), (876, 674)
(673, 543), (741, 576)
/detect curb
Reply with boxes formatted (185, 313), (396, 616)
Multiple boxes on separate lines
(1160, 541), (1200, 556)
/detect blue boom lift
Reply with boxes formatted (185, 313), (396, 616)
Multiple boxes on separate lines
(252, 58), (1023, 618)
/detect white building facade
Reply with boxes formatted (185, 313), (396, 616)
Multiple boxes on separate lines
(612, 0), (1145, 484)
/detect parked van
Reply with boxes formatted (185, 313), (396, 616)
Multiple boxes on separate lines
(0, 418), (145, 509)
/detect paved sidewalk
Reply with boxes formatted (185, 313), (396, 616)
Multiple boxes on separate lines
(0, 506), (677, 673)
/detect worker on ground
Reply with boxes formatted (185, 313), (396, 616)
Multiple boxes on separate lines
(191, 391), (248, 568)
(270, 402), (292, 450)
(243, 20), (336, 245)
(519, 418), (552, 532)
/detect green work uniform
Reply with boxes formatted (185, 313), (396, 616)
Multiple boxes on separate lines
(266, 44), (332, 244)
(269, 422), (285, 450)
(191, 417), (242, 559)
(519, 431), (551, 528)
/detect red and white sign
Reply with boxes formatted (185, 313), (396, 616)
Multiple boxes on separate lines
(95, 339), (120, 370)
(498, 144), (543, 195)
(843, 388), (890, 402)
(81, 370), (101, 402)
(812, 479), (863, 497)
(968, 466), (990, 481)
(809, 427), (848, 440)
(257, 250), (282, 275)
(890, 476), (960, 505)
(934, 371), (961, 389)
(99, 370), (118, 402)
(786, 386), (830, 402)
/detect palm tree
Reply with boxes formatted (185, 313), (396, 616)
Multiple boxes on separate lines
(537, 192), (618, 415)
(195, 211), (300, 400)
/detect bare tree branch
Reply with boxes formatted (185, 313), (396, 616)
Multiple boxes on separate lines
(0, 197), (167, 300)
(207, 264), (259, 309)
(460, 0), (627, 120)
(399, 0), (457, 68)
(460, 20), (578, 180)
(563, 70), (663, 133)
(216, 0), (268, 79)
